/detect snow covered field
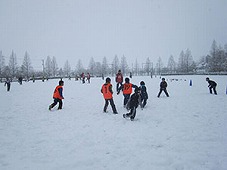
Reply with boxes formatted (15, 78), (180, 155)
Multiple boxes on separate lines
(1, 75), (227, 170)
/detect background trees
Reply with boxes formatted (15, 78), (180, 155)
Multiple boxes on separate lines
(0, 40), (227, 81)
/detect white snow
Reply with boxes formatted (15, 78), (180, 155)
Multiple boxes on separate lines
(1, 75), (227, 170)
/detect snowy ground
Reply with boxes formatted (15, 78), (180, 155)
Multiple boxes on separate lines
(0, 75), (227, 170)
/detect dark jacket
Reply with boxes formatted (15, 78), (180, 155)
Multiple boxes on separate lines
(127, 92), (140, 109)
(160, 81), (167, 89)
(140, 85), (148, 99)
(208, 80), (217, 87)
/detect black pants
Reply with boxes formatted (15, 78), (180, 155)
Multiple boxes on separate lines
(209, 86), (217, 95)
(141, 98), (147, 108)
(157, 88), (169, 97)
(104, 98), (117, 113)
(116, 82), (122, 92)
(123, 94), (130, 106)
(7, 84), (10, 91)
(50, 98), (63, 109)
(126, 107), (137, 120)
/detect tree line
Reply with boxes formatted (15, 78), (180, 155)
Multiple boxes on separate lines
(0, 40), (227, 82)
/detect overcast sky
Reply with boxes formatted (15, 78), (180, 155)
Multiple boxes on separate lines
(0, 0), (227, 69)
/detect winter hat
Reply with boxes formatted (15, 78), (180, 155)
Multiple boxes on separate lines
(125, 77), (130, 83)
(106, 77), (111, 83)
(140, 81), (145, 85)
(134, 87), (140, 93)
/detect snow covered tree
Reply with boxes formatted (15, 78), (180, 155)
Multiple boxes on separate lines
(63, 60), (71, 77)
(51, 56), (58, 77)
(8, 50), (18, 78)
(112, 55), (119, 75)
(134, 59), (139, 76)
(76, 59), (84, 75)
(144, 57), (151, 76)
(0, 51), (5, 81)
(101, 56), (109, 76)
(88, 57), (95, 76)
(21, 51), (33, 80)
(120, 55), (128, 75)
(156, 57), (163, 75)
(45, 56), (52, 78)
(167, 55), (176, 74)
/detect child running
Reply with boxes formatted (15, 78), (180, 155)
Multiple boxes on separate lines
(117, 77), (137, 107)
(49, 80), (64, 110)
(123, 87), (141, 121)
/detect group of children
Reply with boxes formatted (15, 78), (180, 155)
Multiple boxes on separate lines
(48, 73), (217, 121)
(101, 76), (148, 121)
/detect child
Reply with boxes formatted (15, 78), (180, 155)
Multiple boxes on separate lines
(49, 80), (64, 110)
(157, 78), (169, 97)
(101, 77), (118, 114)
(123, 87), (141, 121)
(4, 78), (11, 91)
(206, 77), (217, 95)
(117, 77), (137, 107)
(140, 81), (148, 108)
(116, 69), (123, 92)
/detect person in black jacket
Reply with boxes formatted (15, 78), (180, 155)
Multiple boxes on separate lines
(140, 81), (148, 108)
(206, 77), (217, 95)
(123, 87), (141, 121)
(157, 78), (169, 97)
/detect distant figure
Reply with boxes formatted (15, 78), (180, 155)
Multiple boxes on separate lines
(18, 77), (23, 85)
(206, 77), (217, 95)
(81, 72), (85, 84)
(101, 77), (118, 114)
(32, 75), (35, 83)
(123, 87), (141, 121)
(140, 81), (148, 108)
(115, 70), (123, 92)
(4, 78), (11, 91)
(49, 80), (64, 110)
(157, 78), (169, 97)
(129, 72), (132, 78)
(117, 77), (137, 107)
(86, 73), (91, 83)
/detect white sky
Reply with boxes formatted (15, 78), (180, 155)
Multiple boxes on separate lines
(0, 0), (227, 69)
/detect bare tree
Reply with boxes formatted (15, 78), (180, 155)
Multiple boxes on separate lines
(167, 55), (176, 74)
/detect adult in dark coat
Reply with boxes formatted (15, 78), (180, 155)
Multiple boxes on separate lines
(157, 78), (169, 97)
(206, 77), (217, 95)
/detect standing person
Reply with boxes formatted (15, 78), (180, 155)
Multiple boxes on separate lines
(101, 77), (118, 114)
(206, 77), (217, 95)
(86, 73), (91, 83)
(157, 78), (169, 97)
(81, 72), (85, 84)
(123, 87), (141, 121)
(4, 78), (11, 91)
(118, 77), (137, 107)
(49, 80), (64, 110)
(115, 70), (123, 92)
(140, 81), (148, 108)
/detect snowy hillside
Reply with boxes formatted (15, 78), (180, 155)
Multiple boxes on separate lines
(0, 75), (227, 170)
